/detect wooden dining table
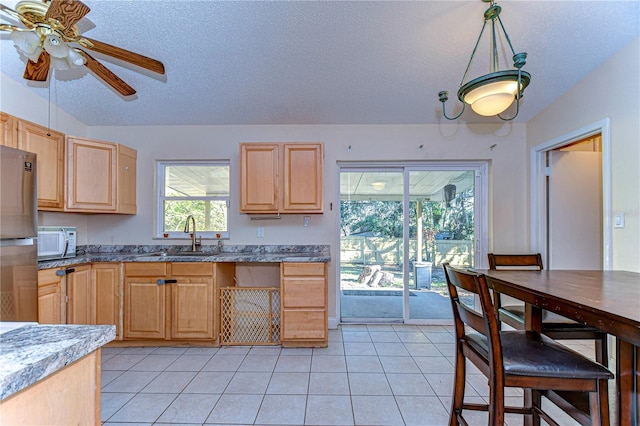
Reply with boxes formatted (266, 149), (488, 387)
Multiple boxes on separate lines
(477, 269), (640, 426)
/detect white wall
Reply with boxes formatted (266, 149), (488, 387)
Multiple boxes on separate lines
(86, 123), (528, 320)
(526, 37), (640, 272)
(2, 71), (530, 321)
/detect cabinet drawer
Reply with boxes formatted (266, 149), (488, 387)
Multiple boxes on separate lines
(124, 262), (167, 277)
(282, 262), (325, 277)
(282, 277), (326, 308)
(170, 262), (213, 276)
(282, 309), (326, 340)
(37, 268), (61, 287)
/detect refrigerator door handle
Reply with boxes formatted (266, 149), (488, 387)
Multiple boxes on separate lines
(0, 238), (35, 247)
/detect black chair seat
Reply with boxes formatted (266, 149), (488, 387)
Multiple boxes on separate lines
(465, 330), (613, 380)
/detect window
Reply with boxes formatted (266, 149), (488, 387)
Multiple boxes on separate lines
(156, 160), (230, 239)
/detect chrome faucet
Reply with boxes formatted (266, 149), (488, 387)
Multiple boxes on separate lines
(183, 215), (201, 251)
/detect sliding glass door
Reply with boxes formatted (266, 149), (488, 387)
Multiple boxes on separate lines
(339, 163), (486, 324)
(340, 170), (405, 322)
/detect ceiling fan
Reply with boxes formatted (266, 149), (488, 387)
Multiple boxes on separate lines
(0, 0), (165, 96)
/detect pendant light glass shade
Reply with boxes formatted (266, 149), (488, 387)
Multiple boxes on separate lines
(459, 70), (531, 116)
(438, 1), (530, 121)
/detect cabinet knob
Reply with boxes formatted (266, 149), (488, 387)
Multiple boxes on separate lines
(157, 279), (178, 285)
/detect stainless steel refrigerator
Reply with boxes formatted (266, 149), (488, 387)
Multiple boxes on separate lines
(0, 145), (38, 322)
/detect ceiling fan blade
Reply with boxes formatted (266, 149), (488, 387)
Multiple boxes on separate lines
(0, 3), (23, 21)
(24, 51), (50, 81)
(80, 37), (165, 75)
(0, 23), (23, 31)
(44, 0), (90, 31)
(79, 50), (136, 96)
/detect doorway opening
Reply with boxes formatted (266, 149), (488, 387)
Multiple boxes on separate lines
(530, 118), (612, 269)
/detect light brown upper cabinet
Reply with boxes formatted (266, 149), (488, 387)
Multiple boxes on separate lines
(240, 142), (323, 214)
(17, 117), (66, 211)
(66, 136), (137, 214)
(1, 112), (136, 213)
(1, 112), (18, 148)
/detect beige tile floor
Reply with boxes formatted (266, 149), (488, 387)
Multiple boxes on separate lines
(101, 324), (606, 425)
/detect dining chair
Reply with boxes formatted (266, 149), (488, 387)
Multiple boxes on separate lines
(487, 253), (608, 367)
(443, 263), (612, 426)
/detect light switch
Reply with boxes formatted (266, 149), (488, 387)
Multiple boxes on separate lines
(614, 212), (625, 228)
(303, 216), (311, 227)
(257, 227), (264, 238)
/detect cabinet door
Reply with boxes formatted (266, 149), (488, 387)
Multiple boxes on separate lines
(170, 277), (215, 339)
(117, 145), (137, 214)
(66, 265), (94, 325)
(66, 137), (118, 212)
(283, 143), (323, 212)
(124, 278), (166, 339)
(93, 263), (121, 339)
(0, 112), (18, 148)
(17, 120), (65, 210)
(37, 269), (64, 324)
(240, 143), (279, 212)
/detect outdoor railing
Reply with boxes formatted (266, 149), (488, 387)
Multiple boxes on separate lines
(340, 236), (473, 267)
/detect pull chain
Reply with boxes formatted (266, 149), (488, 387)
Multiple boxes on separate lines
(47, 74), (51, 136)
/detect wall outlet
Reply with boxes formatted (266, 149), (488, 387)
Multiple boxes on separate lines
(257, 227), (264, 238)
(303, 216), (311, 227)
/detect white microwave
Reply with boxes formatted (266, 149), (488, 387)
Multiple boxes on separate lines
(37, 226), (77, 260)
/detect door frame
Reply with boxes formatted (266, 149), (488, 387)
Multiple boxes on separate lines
(336, 161), (489, 325)
(529, 118), (612, 269)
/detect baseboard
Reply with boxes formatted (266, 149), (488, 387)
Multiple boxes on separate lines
(328, 317), (339, 329)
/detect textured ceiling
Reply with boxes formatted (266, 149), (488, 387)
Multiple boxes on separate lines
(1, 1), (639, 126)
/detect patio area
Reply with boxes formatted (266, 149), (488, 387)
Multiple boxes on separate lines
(340, 289), (454, 320)
(340, 264), (459, 321)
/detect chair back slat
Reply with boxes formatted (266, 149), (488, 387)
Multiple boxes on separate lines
(443, 263), (504, 376)
(488, 253), (543, 270)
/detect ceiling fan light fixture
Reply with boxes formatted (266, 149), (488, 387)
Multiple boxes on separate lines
(43, 33), (68, 58)
(10, 30), (41, 58)
(66, 48), (85, 66)
(1, 0), (165, 96)
(438, 0), (530, 121)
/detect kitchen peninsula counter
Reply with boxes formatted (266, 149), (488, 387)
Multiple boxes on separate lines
(38, 244), (330, 269)
(0, 323), (115, 424)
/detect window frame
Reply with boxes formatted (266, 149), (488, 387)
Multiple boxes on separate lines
(155, 160), (230, 240)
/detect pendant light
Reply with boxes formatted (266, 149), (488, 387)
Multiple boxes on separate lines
(438, 0), (530, 121)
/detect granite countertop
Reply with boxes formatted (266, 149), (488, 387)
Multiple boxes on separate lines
(0, 323), (115, 400)
(38, 244), (331, 269)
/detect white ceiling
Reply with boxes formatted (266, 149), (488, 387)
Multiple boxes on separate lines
(1, 1), (638, 127)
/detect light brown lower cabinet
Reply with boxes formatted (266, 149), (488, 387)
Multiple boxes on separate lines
(93, 263), (122, 339)
(123, 262), (215, 341)
(124, 262), (167, 339)
(281, 262), (328, 347)
(170, 263), (215, 340)
(38, 261), (328, 347)
(66, 264), (93, 325)
(37, 269), (64, 324)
